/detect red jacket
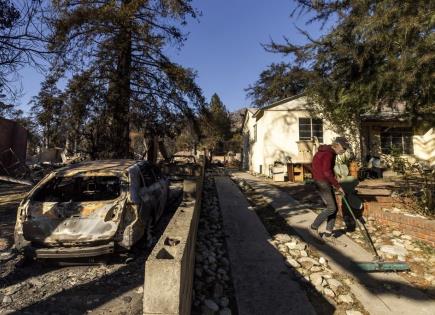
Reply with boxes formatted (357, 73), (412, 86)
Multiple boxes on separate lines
(312, 145), (340, 188)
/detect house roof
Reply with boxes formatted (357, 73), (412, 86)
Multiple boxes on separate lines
(240, 107), (259, 131)
(252, 93), (306, 118)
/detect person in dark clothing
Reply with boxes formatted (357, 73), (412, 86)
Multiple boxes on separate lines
(310, 137), (350, 241)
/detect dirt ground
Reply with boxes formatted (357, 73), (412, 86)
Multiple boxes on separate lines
(0, 182), (182, 315)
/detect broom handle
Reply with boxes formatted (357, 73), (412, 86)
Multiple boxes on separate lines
(340, 193), (381, 259)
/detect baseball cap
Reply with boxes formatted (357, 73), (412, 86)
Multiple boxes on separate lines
(334, 137), (351, 150)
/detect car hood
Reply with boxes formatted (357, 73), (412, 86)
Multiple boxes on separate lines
(21, 196), (126, 245)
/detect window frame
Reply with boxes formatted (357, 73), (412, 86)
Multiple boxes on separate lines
(298, 117), (323, 142)
(380, 127), (413, 155)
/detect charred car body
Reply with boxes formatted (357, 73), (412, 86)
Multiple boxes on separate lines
(14, 160), (169, 258)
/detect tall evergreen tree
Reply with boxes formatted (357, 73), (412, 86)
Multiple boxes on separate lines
(200, 93), (232, 155)
(30, 75), (66, 148)
(47, 0), (204, 158)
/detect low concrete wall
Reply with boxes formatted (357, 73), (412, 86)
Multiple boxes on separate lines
(336, 196), (435, 246)
(143, 170), (204, 314)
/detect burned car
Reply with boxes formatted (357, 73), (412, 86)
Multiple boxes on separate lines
(14, 160), (169, 258)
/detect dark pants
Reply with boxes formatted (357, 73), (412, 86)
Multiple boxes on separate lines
(311, 180), (338, 232)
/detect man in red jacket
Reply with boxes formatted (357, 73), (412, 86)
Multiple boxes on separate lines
(310, 137), (350, 241)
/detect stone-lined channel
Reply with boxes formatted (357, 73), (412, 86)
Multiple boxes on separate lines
(192, 170), (237, 315)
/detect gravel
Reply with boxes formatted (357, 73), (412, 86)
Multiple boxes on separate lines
(192, 171), (235, 315)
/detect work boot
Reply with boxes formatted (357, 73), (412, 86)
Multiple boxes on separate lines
(322, 231), (336, 244)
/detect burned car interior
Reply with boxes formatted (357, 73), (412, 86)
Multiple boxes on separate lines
(32, 176), (122, 203)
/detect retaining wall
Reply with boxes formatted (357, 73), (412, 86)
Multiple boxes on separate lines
(336, 196), (435, 247)
(143, 169), (204, 315)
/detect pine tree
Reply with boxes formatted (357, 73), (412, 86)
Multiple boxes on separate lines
(30, 75), (66, 149)
(265, 0), (434, 128)
(47, 0), (204, 158)
(200, 93), (232, 156)
(246, 63), (311, 107)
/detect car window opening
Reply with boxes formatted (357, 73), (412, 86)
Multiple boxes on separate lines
(32, 176), (121, 202)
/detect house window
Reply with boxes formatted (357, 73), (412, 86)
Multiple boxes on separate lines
(253, 124), (257, 142)
(299, 118), (323, 142)
(380, 127), (413, 154)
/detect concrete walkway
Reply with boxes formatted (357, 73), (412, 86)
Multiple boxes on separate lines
(233, 172), (435, 315)
(214, 176), (316, 315)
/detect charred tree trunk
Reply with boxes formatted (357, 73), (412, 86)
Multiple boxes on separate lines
(146, 131), (158, 164)
(105, 5), (132, 159)
(158, 139), (170, 161)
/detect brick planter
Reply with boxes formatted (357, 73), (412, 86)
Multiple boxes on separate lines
(336, 195), (435, 247)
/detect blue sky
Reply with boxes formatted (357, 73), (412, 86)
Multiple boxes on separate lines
(18, 0), (332, 113)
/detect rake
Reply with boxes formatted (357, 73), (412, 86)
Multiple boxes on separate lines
(341, 194), (410, 272)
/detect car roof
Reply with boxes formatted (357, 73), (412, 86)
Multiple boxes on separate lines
(55, 159), (148, 177)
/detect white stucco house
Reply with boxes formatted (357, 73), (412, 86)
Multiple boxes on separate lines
(241, 94), (341, 175)
(242, 94), (435, 176)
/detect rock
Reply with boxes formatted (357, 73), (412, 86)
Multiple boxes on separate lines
(401, 234), (412, 240)
(343, 278), (353, 286)
(300, 250), (308, 257)
(380, 245), (408, 256)
(277, 245), (288, 254)
(319, 257), (327, 265)
(220, 257), (230, 266)
(288, 249), (300, 257)
(28, 278), (43, 287)
(213, 283), (224, 298)
(195, 268), (203, 277)
(323, 287), (335, 298)
(296, 243), (307, 250)
(202, 299), (219, 314)
(196, 253), (204, 262)
(327, 279), (343, 291)
(285, 241), (298, 250)
(338, 294), (354, 304)
(2, 295), (12, 304)
(310, 266), (323, 272)
(135, 286), (144, 294)
(219, 308), (232, 315)
(219, 297), (230, 307)
(404, 244), (415, 251)
(392, 239), (404, 245)
(285, 257), (301, 268)
(274, 234), (292, 243)
(392, 230), (402, 237)
(309, 273), (324, 287)
(0, 251), (14, 261)
(122, 295), (132, 303)
(346, 310), (363, 315)
(298, 257), (319, 270)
